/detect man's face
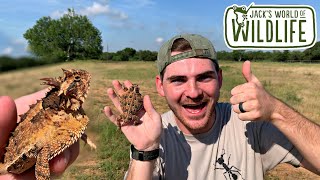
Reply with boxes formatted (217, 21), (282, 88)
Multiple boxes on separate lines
(156, 55), (222, 134)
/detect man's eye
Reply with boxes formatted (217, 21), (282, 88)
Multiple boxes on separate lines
(170, 78), (185, 84)
(198, 76), (213, 82)
(167, 76), (187, 85)
(173, 81), (187, 86)
(171, 79), (182, 82)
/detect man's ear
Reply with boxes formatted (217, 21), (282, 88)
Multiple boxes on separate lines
(156, 75), (165, 97)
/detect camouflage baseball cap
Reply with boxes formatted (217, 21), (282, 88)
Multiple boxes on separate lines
(156, 34), (218, 73)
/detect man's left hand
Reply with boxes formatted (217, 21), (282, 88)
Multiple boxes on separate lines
(230, 61), (277, 121)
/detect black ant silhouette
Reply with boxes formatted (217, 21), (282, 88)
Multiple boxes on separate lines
(215, 149), (244, 180)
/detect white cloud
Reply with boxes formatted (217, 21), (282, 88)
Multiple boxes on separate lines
(50, 10), (67, 19)
(2, 47), (13, 55)
(50, 2), (128, 20)
(81, 2), (109, 16)
(80, 2), (128, 20)
(155, 37), (164, 44)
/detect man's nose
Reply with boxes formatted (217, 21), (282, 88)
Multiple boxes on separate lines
(185, 81), (202, 99)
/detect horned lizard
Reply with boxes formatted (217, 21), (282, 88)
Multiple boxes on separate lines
(116, 84), (143, 128)
(0, 69), (96, 180)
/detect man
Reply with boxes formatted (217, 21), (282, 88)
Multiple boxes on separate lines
(0, 90), (79, 179)
(104, 33), (320, 179)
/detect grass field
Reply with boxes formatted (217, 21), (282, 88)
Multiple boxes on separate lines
(0, 60), (319, 179)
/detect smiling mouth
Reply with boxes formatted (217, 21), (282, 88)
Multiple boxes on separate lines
(182, 102), (207, 114)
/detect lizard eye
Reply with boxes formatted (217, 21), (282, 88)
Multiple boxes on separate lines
(74, 75), (81, 82)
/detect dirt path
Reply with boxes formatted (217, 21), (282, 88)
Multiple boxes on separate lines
(266, 164), (320, 179)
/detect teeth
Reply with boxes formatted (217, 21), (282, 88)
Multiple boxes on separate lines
(186, 108), (201, 114)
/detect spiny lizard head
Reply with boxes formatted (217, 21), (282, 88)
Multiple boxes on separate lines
(59, 69), (91, 103)
(41, 69), (91, 103)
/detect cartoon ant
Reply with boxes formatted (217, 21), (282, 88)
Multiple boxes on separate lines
(215, 149), (244, 180)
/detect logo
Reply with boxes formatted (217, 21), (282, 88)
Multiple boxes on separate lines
(224, 3), (317, 49)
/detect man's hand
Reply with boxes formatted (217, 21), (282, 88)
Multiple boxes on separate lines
(103, 80), (162, 151)
(230, 61), (320, 174)
(230, 61), (277, 121)
(0, 90), (79, 179)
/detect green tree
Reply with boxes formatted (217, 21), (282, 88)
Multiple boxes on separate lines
(122, 47), (136, 59)
(134, 50), (157, 61)
(101, 52), (116, 61)
(113, 51), (129, 61)
(304, 41), (320, 62)
(24, 9), (103, 61)
(272, 50), (288, 62)
(232, 50), (245, 61)
(217, 50), (232, 61)
(288, 51), (304, 62)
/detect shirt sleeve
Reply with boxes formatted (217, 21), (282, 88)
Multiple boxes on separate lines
(152, 157), (163, 180)
(247, 121), (303, 171)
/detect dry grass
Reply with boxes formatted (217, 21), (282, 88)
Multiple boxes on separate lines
(0, 60), (319, 179)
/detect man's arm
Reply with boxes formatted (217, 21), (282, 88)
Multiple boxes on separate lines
(104, 80), (162, 180)
(271, 99), (320, 175)
(230, 61), (320, 175)
(126, 159), (157, 180)
(126, 143), (160, 180)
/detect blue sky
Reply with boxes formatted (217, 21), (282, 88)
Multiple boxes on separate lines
(0, 0), (319, 57)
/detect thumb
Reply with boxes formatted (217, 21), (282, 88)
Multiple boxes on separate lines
(242, 60), (260, 84)
(143, 95), (161, 121)
(0, 96), (17, 156)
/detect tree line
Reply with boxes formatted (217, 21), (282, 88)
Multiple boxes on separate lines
(218, 44), (320, 62)
(100, 48), (157, 61)
(0, 48), (158, 72)
(1, 44), (320, 72)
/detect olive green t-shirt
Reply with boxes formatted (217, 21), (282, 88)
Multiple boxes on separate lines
(153, 103), (302, 180)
